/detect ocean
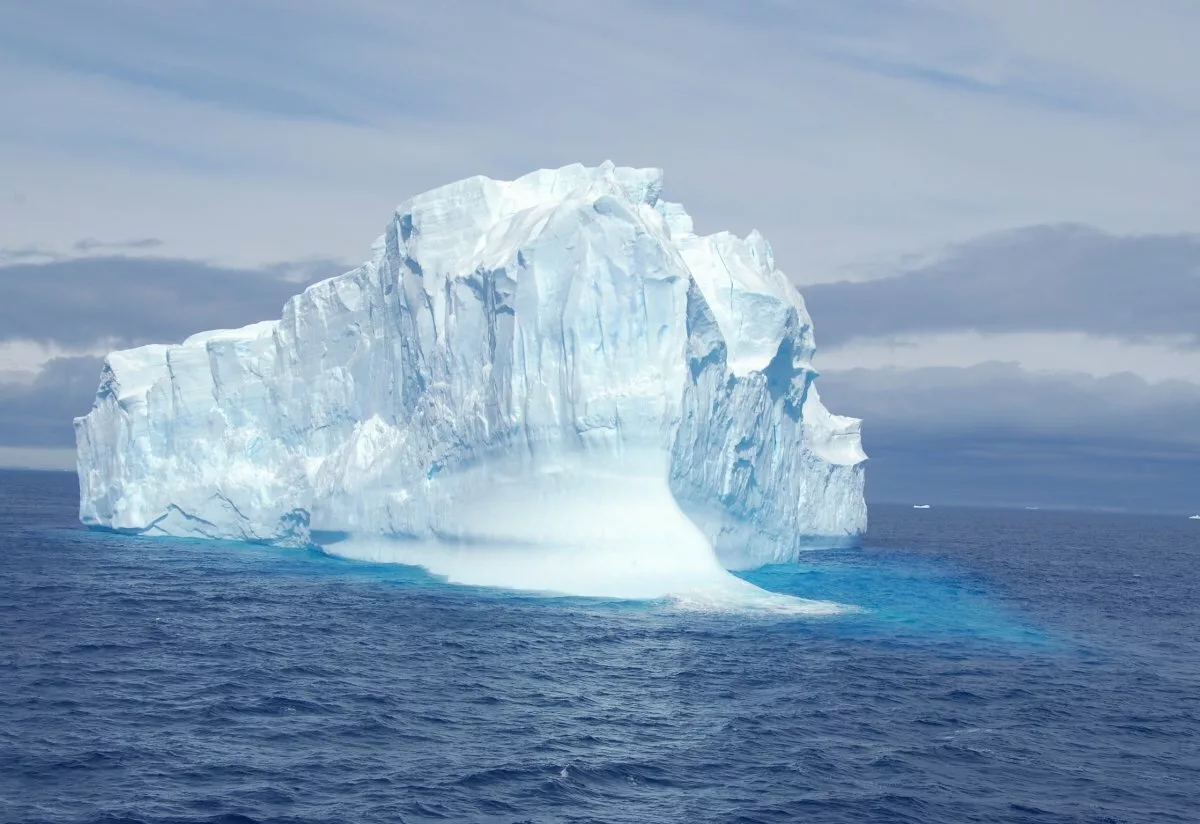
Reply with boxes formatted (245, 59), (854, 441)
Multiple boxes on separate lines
(2, 468), (1197, 823)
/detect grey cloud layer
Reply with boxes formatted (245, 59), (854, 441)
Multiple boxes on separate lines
(0, 356), (103, 448)
(0, 256), (341, 349)
(817, 363), (1200, 512)
(0, 254), (340, 450)
(818, 362), (1200, 447)
(805, 225), (1200, 347)
(19, 226), (1200, 353)
(0, 253), (335, 450)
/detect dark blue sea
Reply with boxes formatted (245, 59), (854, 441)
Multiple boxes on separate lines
(2, 469), (1198, 823)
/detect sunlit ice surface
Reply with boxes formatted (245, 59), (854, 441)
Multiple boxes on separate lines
(319, 449), (849, 615)
(75, 163), (866, 579)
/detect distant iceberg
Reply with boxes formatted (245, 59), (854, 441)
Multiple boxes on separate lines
(1190, 515), (1200, 520)
(913, 504), (931, 510)
(75, 162), (868, 599)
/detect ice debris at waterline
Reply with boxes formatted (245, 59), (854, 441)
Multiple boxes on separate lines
(75, 162), (867, 602)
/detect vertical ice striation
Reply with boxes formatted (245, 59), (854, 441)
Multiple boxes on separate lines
(75, 162), (866, 594)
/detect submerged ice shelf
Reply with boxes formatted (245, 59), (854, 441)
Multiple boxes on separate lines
(75, 162), (867, 601)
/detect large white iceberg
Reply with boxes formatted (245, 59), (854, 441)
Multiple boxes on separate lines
(75, 163), (866, 599)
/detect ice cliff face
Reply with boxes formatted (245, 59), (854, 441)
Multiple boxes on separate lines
(76, 162), (866, 586)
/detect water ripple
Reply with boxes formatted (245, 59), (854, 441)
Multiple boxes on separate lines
(2, 471), (1198, 823)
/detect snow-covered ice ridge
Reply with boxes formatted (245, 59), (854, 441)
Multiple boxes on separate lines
(76, 162), (866, 598)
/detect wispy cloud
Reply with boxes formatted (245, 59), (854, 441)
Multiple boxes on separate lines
(1, 1), (1198, 277)
(72, 238), (162, 253)
(821, 51), (1110, 114)
(0, 245), (63, 264)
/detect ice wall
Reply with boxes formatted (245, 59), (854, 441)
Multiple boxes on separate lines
(76, 162), (867, 592)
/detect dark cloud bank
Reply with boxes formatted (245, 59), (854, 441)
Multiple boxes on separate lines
(802, 224), (1200, 513)
(818, 364), (1200, 513)
(1, 229), (1198, 513)
(0, 356), (104, 448)
(0, 253), (341, 452)
(806, 224), (1200, 346)
(0, 255), (343, 349)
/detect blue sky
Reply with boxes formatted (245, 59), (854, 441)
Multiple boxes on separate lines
(1, 1), (1198, 511)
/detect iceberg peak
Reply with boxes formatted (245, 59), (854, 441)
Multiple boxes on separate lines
(75, 163), (867, 597)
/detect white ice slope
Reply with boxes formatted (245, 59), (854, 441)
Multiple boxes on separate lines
(76, 163), (866, 597)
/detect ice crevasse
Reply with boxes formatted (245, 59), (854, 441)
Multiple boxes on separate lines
(76, 162), (867, 600)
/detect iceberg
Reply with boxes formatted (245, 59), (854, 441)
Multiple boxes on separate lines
(75, 162), (866, 599)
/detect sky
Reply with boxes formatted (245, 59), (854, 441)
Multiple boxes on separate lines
(1, 0), (1198, 512)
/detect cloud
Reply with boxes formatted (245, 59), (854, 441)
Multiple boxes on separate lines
(816, 331), (1200, 383)
(72, 237), (162, 253)
(804, 225), (1200, 347)
(0, 255), (342, 351)
(0, 339), (113, 377)
(0, 251), (343, 455)
(815, 363), (1200, 511)
(819, 362), (1200, 444)
(0, 245), (63, 264)
(0, 355), (103, 448)
(1, 2), (1199, 279)
(0, 250), (341, 456)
